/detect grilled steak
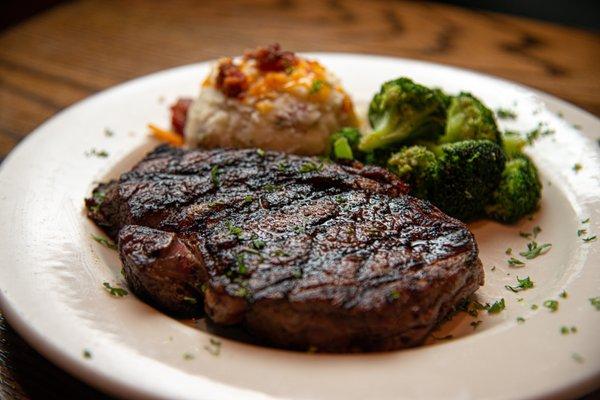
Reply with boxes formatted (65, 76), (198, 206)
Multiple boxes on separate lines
(86, 145), (483, 352)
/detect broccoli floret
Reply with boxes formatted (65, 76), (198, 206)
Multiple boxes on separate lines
(429, 140), (506, 221)
(388, 146), (438, 198)
(328, 127), (361, 160)
(358, 78), (449, 152)
(439, 92), (501, 145)
(485, 156), (541, 223)
(501, 131), (527, 159)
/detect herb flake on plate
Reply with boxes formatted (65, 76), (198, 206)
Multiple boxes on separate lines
(91, 234), (117, 250)
(102, 282), (128, 297)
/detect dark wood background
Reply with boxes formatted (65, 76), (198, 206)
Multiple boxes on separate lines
(0, 1), (598, 398)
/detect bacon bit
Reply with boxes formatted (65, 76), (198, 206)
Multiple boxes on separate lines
(148, 124), (184, 146)
(170, 98), (192, 135)
(216, 58), (248, 98)
(244, 43), (297, 72)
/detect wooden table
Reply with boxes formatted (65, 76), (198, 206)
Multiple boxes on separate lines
(0, 1), (598, 398)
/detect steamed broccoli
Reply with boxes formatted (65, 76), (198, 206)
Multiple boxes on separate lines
(430, 140), (506, 221)
(439, 92), (501, 145)
(388, 140), (506, 221)
(388, 146), (438, 198)
(358, 78), (449, 152)
(328, 127), (361, 160)
(485, 156), (542, 223)
(501, 131), (527, 159)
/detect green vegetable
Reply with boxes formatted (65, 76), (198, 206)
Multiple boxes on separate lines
(589, 297), (600, 310)
(487, 298), (505, 314)
(102, 282), (128, 297)
(440, 92), (501, 145)
(429, 140), (506, 221)
(496, 108), (517, 120)
(387, 140), (505, 220)
(328, 127), (361, 160)
(225, 221), (243, 239)
(211, 165), (220, 186)
(505, 276), (534, 292)
(516, 317), (525, 324)
(507, 257), (524, 267)
(299, 161), (324, 173)
(519, 241), (552, 259)
(485, 155), (542, 223)
(359, 77), (449, 151)
(92, 234), (117, 250)
(583, 235), (597, 243)
(387, 146), (438, 198)
(501, 131), (527, 159)
(543, 299), (559, 312)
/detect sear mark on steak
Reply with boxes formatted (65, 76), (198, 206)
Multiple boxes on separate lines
(87, 145), (483, 352)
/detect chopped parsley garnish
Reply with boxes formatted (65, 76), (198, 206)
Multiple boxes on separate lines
(487, 298), (505, 314)
(233, 286), (249, 298)
(263, 183), (279, 192)
(183, 296), (197, 305)
(519, 231), (532, 239)
(293, 225), (305, 234)
(299, 161), (324, 173)
(589, 297), (600, 310)
(309, 79), (325, 94)
(388, 290), (401, 301)
(470, 320), (482, 330)
(235, 254), (249, 274)
(560, 326), (569, 335)
(516, 317), (525, 324)
(581, 218), (590, 224)
(543, 299), (559, 312)
(243, 194), (254, 203)
(252, 238), (266, 250)
(572, 353), (584, 363)
(102, 282), (128, 297)
(505, 276), (534, 293)
(572, 163), (582, 172)
(334, 195), (347, 204)
(104, 128), (114, 137)
(559, 291), (568, 299)
(525, 123), (555, 144)
(577, 229), (587, 237)
(85, 148), (109, 158)
(496, 108), (517, 119)
(582, 235), (597, 243)
(560, 326), (577, 335)
(204, 338), (222, 356)
(183, 352), (194, 360)
(225, 221), (243, 239)
(291, 268), (303, 279)
(88, 190), (106, 213)
(519, 241), (551, 259)
(83, 349), (92, 359)
(505, 248), (512, 255)
(256, 149), (265, 157)
(531, 304), (538, 310)
(91, 234), (117, 250)
(507, 257), (525, 267)
(210, 165), (220, 186)
(278, 162), (289, 172)
(455, 298), (486, 317)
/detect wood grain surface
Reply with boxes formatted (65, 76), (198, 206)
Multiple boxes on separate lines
(0, 1), (598, 398)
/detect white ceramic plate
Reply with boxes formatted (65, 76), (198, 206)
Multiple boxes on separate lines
(0, 54), (599, 400)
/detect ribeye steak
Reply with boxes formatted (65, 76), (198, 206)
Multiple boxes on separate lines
(86, 145), (483, 352)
